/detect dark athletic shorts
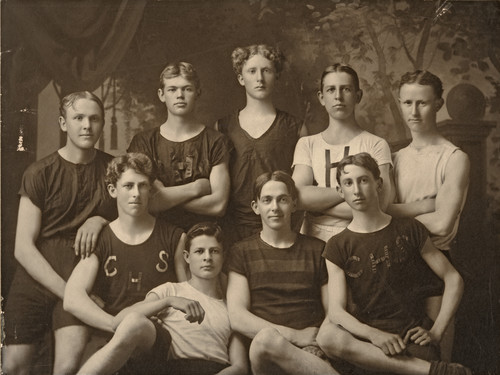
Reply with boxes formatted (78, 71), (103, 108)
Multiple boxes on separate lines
(166, 359), (229, 375)
(120, 323), (229, 375)
(4, 237), (83, 345)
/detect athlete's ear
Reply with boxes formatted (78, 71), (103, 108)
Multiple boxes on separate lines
(251, 200), (260, 215)
(58, 116), (67, 132)
(183, 250), (190, 264)
(237, 74), (245, 87)
(336, 185), (344, 198)
(107, 184), (117, 198)
(158, 87), (166, 103)
(317, 90), (325, 106)
(356, 89), (363, 103)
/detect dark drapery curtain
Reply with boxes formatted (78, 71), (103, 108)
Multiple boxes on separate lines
(7, 0), (147, 96)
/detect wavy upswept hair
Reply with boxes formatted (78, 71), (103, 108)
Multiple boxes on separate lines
(231, 44), (285, 76)
(399, 70), (444, 99)
(105, 152), (155, 186)
(59, 91), (104, 120)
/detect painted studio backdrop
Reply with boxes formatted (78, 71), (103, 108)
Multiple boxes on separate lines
(1, 0), (499, 373)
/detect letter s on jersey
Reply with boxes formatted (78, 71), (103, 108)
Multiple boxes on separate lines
(156, 250), (169, 272)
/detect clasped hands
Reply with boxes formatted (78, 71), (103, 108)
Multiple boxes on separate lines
(369, 326), (440, 356)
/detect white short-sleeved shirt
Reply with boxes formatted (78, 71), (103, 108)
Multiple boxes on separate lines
(147, 281), (231, 365)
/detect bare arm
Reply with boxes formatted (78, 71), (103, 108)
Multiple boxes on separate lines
(216, 333), (249, 375)
(387, 199), (436, 218)
(420, 238), (464, 342)
(64, 254), (115, 332)
(415, 151), (470, 237)
(227, 271), (316, 347)
(74, 215), (109, 259)
(174, 233), (189, 282)
(14, 196), (66, 299)
(322, 202), (353, 220)
(326, 260), (367, 338)
(182, 162), (230, 216)
(292, 164), (343, 212)
(388, 160), (436, 216)
(326, 261), (406, 356)
(149, 178), (211, 214)
(113, 291), (206, 330)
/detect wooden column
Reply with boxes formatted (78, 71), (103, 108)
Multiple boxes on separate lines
(437, 119), (498, 371)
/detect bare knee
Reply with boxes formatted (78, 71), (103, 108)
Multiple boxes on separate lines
(317, 323), (353, 359)
(112, 312), (155, 349)
(2, 345), (35, 375)
(250, 328), (288, 364)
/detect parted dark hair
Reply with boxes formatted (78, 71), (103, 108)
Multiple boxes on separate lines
(105, 152), (155, 186)
(399, 70), (444, 99)
(253, 170), (298, 202)
(185, 222), (224, 252)
(159, 62), (201, 95)
(59, 91), (105, 120)
(336, 152), (381, 185)
(231, 44), (285, 76)
(320, 63), (360, 92)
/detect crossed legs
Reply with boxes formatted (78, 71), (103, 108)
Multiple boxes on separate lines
(249, 328), (340, 375)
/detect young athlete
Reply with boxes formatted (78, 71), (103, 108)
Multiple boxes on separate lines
(128, 61), (230, 231)
(63, 152), (187, 372)
(227, 171), (340, 375)
(216, 44), (307, 247)
(292, 63), (393, 242)
(2, 91), (116, 375)
(317, 153), (471, 375)
(388, 70), (470, 361)
(74, 222), (248, 375)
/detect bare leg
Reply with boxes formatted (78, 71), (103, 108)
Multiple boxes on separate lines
(249, 328), (340, 375)
(2, 344), (37, 375)
(78, 312), (156, 375)
(317, 321), (431, 375)
(53, 325), (90, 374)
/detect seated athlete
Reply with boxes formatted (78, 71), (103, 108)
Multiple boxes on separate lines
(75, 222), (248, 375)
(317, 152), (472, 375)
(227, 170), (340, 375)
(64, 152), (187, 373)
